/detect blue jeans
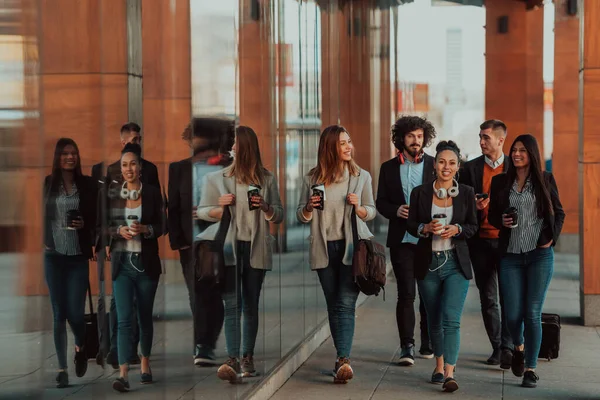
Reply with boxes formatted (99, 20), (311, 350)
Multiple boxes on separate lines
(112, 252), (159, 365)
(44, 251), (89, 370)
(418, 251), (469, 366)
(222, 241), (266, 358)
(499, 247), (554, 369)
(317, 240), (360, 358)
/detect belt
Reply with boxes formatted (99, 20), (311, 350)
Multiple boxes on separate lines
(432, 249), (454, 257)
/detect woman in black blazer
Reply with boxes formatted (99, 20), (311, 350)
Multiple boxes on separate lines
(43, 138), (97, 388)
(105, 143), (165, 392)
(407, 141), (478, 393)
(488, 134), (565, 389)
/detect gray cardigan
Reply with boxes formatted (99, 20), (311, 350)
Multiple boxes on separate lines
(296, 168), (376, 270)
(197, 169), (284, 270)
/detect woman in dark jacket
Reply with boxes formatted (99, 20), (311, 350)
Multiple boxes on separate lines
(105, 143), (165, 392)
(407, 141), (478, 393)
(488, 134), (565, 389)
(43, 138), (97, 388)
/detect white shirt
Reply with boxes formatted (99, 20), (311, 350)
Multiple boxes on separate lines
(485, 154), (505, 169)
(117, 205), (142, 253)
(431, 203), (455, 251)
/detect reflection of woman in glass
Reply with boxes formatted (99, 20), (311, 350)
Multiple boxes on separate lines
(406, 141), (478, 393)
(489, 134), (564, 388)
(297, 125), (376, 384)
(44, 138), (97, 388)
(197, 126), (283, 383)
(107, 143), (165, 392)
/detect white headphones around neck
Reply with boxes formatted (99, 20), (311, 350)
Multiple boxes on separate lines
(120, 181), (142, 200)
(433, 179), (459, 199)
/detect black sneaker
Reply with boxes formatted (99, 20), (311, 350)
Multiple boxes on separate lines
(56, 371), (68, 388)
(500, 348), (513, 370)
(241, 355), (257, 377)
(398, 344), (415, 366)
(74, 349), (88, 378)
(112, 377), (130, 392)
(431, 370), (444, 385)
(487, 348), (501, 365)
(217, 357), (242, 384)
(419, 344), (434, 359)
(511, 350), (525, 377)
(140, 370), (153, 384)
(106, 350), (119, 370)
(194, 345), (217, 366)
(442, 377), (459, 393)
(522, 370), (539, 388)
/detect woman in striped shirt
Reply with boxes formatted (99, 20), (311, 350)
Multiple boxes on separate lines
(489, 134), (565, 389)
(43, 138), (97, 388)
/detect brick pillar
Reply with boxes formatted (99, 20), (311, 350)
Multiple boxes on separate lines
(553, 0), (580, 246)
(579, 0), (600, 325)
(19, 0), (131, 295)
(485, 0), (544, 152)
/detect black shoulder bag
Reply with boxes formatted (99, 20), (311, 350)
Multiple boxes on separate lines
(193, 206), (231, 288)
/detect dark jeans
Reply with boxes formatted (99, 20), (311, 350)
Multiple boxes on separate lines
(317, 240), (360, 358)
(390, 243), (430, 347)
(109, 294), (139, 357)
(112, 252), (159, 365)
(222, 241), (266, 358)
(418, 251), (469, 366)
(44, 251), (89, 369)
(469, 237), (513, 350)
(180, 248), (224, 352)
(499, 247), (554, 369)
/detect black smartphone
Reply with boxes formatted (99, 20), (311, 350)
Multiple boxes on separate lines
(476, 193), (489, 200)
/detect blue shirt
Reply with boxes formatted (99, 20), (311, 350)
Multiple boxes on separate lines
(400, 159), (424, 244)
(193, 161), (223, 240)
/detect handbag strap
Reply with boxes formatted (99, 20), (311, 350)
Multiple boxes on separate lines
(87, 281), (94, 315)
(215, 206), (231, 245)
(351, 208), (359, 247)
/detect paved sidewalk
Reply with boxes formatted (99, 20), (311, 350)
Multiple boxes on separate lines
(272, 253), (600, 400)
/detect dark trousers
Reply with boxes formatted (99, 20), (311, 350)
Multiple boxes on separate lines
(390, 243), (430, 347)
(44, 252), (89, 369)
(468, 237), (512, 350)
(180, 248), (224, 352)
(222, 241), (266, 358)
(112, 252), (159, 365)
(110, 292), (139, 357)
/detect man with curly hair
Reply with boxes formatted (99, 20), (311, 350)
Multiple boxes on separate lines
(376, 115), (436, 366)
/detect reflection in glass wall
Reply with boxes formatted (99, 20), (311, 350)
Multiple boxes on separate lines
(0, 0), (404, 398)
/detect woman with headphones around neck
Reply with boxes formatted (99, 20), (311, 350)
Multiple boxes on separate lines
(43, 138), (97, 388)
(488, 134), (564, 389)
(297, 125), (376, 384)
(197, 126), (283, 383)
(407, 141), (478, 393)
(106, 143), (165, 392)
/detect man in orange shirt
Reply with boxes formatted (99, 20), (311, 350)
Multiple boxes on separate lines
(459, 120), (513, 368)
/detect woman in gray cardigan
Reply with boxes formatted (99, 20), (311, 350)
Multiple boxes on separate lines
(297, 125), (376, 384)
(197, 126), (283, 383)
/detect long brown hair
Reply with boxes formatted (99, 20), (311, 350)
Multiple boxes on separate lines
(505, 134), (554, 217)
(309, 125), (359, 185)
(49, 138), (83, 195)
(226, 125), (266, 185)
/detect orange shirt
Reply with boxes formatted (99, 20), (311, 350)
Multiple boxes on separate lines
(479, 163), (504, 239)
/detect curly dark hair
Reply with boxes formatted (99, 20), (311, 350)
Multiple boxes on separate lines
(390, 115), (437, 151)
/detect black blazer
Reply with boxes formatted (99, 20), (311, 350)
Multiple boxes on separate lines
(167, 158), (193, 250)
(376, 154), (435, 247)
(459, 155), (512, 227)
(488, 171), (565, 254)
(406, 183), (478, 281)
(105, 184), (165, 281)
(43, 175), (98, 259)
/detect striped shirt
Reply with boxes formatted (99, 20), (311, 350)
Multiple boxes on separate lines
(51, 182), (82, 256)
(507, 178), (543, 254)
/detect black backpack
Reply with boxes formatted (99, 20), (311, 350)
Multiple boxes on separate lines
(538, 313), (560, 360)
